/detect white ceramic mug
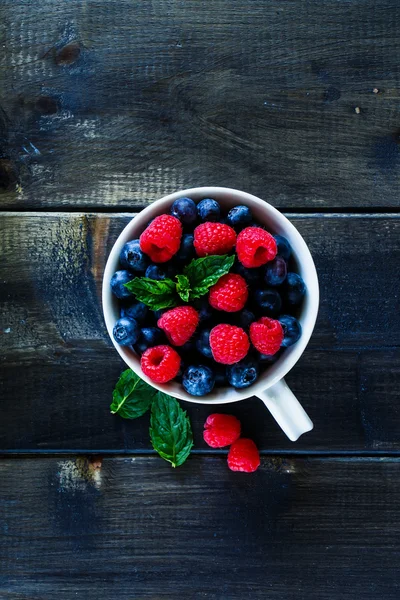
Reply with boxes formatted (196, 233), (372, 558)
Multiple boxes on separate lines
(102, 187), (319, 441)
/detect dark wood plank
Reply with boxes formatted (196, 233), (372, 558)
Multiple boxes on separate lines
(0, 213), (399, 451)
(1, 1), (400, 209)
(0, 456), (399, 599)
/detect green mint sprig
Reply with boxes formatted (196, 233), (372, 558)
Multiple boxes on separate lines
(124, 254), (235, 310)
(110, 369), (193, 468)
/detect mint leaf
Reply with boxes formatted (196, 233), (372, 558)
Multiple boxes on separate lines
(124, 277), (178, 310)
(110, 369), (157, 419)
(176, 274), (191, 302)
(184, 254), (235, 299)
(150, 392), (193, 467)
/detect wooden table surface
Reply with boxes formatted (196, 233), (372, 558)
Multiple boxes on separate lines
(1, 2), (399, 599)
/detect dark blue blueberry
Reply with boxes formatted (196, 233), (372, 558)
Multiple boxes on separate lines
(113, 317), (140, 346)
(192, 298), (213, 323)
(182, 365), (215, 396)
(254, 289), (282, 316)
(145, 264), (175, 280)
(134, 327), (164, 353)
(180, 340), (196, 354)
(237, 309), (256, 330)
(120, 300), (149, 323)
(197, 198), (221, 222)
(170, 197), (197, 225)
(175, 234), (195, 262)
(264, 257), (287, 286)
(234, 262), (262, 286)
(274, 235), (292, 261)
(226, 358), (259, 389)
(283, 272), (306, 306)
(258, 348), (284, 363)
(195, 329), (212, 359)
(278, 315), (302, 347)
(110, 270), (134, 299)
(214, 367), (228, 387)
(227, 205), (252, 229)
(153, 309), (166, 321)
(120, 239), (149, 273)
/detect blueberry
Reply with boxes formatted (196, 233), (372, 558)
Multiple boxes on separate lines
(195, 329), (212, 359)
(283, 272), (306, 306)
(237, 309), (255, 330)
(113, 317), (140, 346)
(153, 309), (166, 321)
(120, 239), (149, 272)
(234, 262), (262, 286)
(170, 197), (197, 225)
(134, 327), (163, 353)
(183, 365), (215, 396)
(278, 315), (302, 347)
(175, 234), (195, 262)
(227, 205), (252, 229)
(145, 264), (175, 280)
(227, 358), (259, 389)
(110, 270), (134, 299)
(120, 300), (149, 323)
(254, 289), (282, 316)
(214, 367), (228, 387)
(197, 198), (221, 222)
(180, 340), (196, 354)
(193, 298), (213, 323)
(264, 257), (287, 286)
(274, 235), (292, 261)
(258, 347), (284, 363)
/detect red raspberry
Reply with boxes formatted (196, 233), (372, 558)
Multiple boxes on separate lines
(209, 324), (250, 365)
(157, 306), (199, 346)
(228, 438), (260, 473)
(203, 413), (241, 448)
(236, 226), (277, 268)
(140, 215), (182, 263)
(194, 222), (236, 257)
(141, 345), (181, 383)
(250, 317), (283, 355)
(209, 273), (248, 312)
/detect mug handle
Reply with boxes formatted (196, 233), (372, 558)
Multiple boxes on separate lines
(256, 379), (313, 441)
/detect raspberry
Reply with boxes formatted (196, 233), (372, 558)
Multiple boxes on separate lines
(250, 317), (283, 355)
(141, 345), (181, 383)
(194, 222), (237, 257)
(140, 215), (182, 263)
(203, 413), (241, 448)
(209, 324), (250, 365)
(209, 273), (248, 312)
(236, 226), (277, 268)
(157, 306), (199, 346)
(227, 438), (260, 473)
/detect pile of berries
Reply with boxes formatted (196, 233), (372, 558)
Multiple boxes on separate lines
(110, 196), (306, 396)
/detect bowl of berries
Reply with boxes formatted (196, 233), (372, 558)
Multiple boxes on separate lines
(102, 187), (319, 441)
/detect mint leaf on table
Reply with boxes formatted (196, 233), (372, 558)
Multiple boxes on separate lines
(110, 369), (157, 419)
(184, 254), (235, 299)
(124, 277), (178, 310)
(150, 392), (193, 467)
(176, 274), (191, 302)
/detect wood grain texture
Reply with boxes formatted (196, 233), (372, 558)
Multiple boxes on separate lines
(0, 213), (399, 452)
(0, 456), (399, 599)
(1, 1), (400, 209)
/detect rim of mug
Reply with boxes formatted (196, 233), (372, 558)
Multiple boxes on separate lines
(102, 186), (319, 404)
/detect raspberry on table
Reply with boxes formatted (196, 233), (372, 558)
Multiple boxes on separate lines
(228, 438), (260, 473)
(209, 273), (248, 312)
(140, 345), (181, 383)
(236, 226), (277, 268)
(139, 214), (182, 263)
(203, 413), (241, 448)
(157, 306), (199, 346)
(250, 317), (283, 355)
(209, 324), (250, 365)
(193, 222), (237, 257)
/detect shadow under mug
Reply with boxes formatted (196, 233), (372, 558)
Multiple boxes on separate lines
(102, 187), (319, 441)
